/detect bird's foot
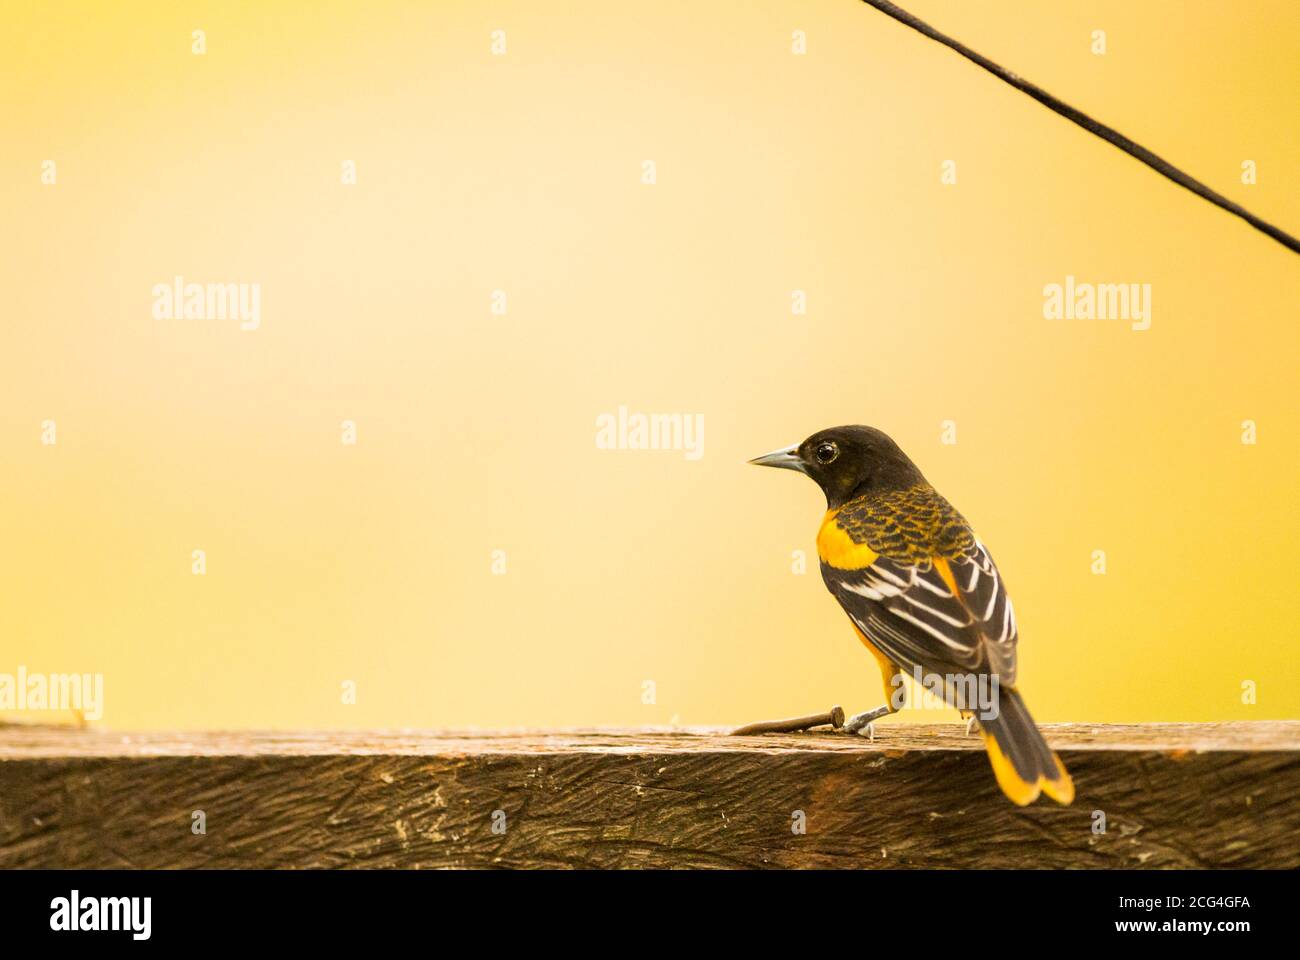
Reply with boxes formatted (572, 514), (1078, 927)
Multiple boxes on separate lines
(843, 705), (891, 738)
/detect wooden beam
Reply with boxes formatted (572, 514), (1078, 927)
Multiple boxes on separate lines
(1, 722), (1296, 869)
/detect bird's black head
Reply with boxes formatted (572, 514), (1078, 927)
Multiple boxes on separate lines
(749, 425), (925, 508)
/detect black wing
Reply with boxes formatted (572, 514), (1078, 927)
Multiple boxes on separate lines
(820, 540), (1018, 683)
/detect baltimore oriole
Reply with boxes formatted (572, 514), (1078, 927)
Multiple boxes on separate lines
(751, 425), (1073, 805)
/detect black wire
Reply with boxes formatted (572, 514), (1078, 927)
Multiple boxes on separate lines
(860, 0), (1300, 256)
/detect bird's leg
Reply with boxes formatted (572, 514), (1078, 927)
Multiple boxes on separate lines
(843, 704), (892, 739)
(842, 667), (905, 739)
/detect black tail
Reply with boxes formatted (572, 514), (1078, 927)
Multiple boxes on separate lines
(978, 687), (1073, 805)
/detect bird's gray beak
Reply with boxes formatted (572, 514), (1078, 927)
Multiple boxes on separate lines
(748, 443), (807, 474)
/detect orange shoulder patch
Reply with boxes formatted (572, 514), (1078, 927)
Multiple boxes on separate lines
(817, 509), (879, 570)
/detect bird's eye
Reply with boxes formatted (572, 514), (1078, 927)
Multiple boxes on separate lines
(814, 441), (839, 464)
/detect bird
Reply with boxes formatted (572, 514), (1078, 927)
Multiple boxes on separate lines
(750, 425), (1073, 805)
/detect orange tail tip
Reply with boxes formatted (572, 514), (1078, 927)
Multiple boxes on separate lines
(1042, 754), (1075, 805)
(982, 728), (1075, 806)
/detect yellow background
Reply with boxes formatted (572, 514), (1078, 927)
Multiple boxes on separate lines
(2, 1), (1297, 730)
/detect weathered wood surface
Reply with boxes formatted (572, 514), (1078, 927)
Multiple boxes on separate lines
(1, 722), (1296, 869)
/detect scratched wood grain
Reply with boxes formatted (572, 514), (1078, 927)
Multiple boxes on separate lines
(0, 722), (1296, 869)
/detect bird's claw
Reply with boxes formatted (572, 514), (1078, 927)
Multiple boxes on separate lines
(843, 707), (888, 738)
